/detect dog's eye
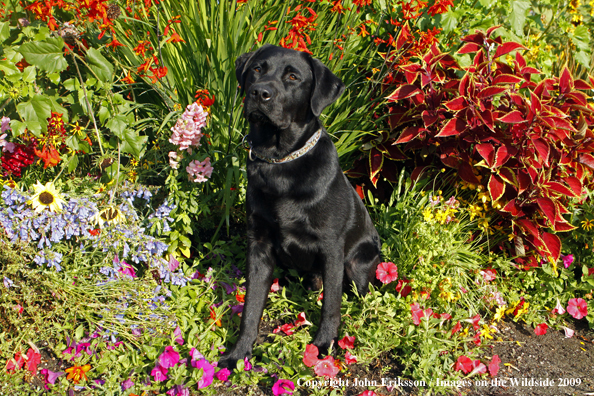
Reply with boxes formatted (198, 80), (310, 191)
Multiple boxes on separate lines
(253, 66), (261, 73)
(288, 74), (298, 81)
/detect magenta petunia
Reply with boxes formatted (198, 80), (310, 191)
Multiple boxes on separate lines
(214, 368), (230, 382)
(376, 261), (398, 284)
(243, 356), (252, 371)
(561, 254), (574, 269)
(193, 359), (214, 388)
(272, 379), (295, 396)
(40, 368), (64, 390)
(159, 346), (180, 368)
(173, 326), (184, 346)
(313, 356), (339, 378)
(166, 384), (189, 396)
(567, 298), (588, 319)
(121, 378), (134, 390)
(151, 363), (168, 382)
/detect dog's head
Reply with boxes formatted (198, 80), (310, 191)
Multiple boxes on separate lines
(235, 44), (345, 130)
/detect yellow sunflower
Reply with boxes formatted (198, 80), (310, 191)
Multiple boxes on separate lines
(27, 181), (66, 213)
(92, 205), (126, 228)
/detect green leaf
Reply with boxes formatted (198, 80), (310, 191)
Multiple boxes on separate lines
(0, 21), (9, 43)
(67, 154), (79, 172)
(86, 48), (114, 83)
(121, 133), (147, 157)
(575, 51), (591, 67)
(19, 37), (67, 73)
(440, 10), (459, 33)
(0, 60), (19, 76)
(510, 0), (530, 36)
(63, 78), (81, 91)
(16, 95), (52, 135)
(106, 115), (127, 138)
(571, 25), (590, 52)
(22, 65), (37, 83)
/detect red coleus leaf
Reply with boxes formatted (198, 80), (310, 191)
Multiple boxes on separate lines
(516, 218), (540, 239)
(553, 220), (577, 232)
(544, 181), (578, 197)
(444, 97), (468, 111)
(435, 117), (467, 137)
(379, 144), (408, 160)
(520, 66), (540, 75)
(578, 153), (594, 169)
(531, 138), (550, 165)
(530, 91), (542, 116)
(497, 110), (526, 123)
(574, 78), (594, 90)
(516, 51), (527, 68)
(492, 74), (524, 85)
(411, 165), (429, 182)
(494, 146), (515, 168)
(498, 167), (516, 185)
(478, 86), (507, 98)
(486, 25), (501, 37)
(536, 197), (556, 225)
(489, 355), (501, 377)
(565, 176), (582, 197)
(461, 32), (485, 45)
(369, 148), (383, 181)
(386, 85), (424, 101)
(559, 66), (574, 94)
(422, 110), (440, 127)
(488, 173), (506, 202)
(502, 199), (525, 216)
(494, 41), (528, 58)
(457, 42), (481, 54)
(541, 232), (561, 262)
(476, 143), (495, 167)
(459, 73), (470, 96)
(458, 161), (480, 184)
(396, 23), (411, 51)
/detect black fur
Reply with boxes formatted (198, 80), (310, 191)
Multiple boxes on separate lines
(218, 45), (381, 368)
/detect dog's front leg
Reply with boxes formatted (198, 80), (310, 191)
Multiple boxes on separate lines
(218, 240), (275, 369)
(312, 251), (344, 355)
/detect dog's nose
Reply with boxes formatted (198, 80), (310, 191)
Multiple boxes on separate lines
(250, 85), (273, 102)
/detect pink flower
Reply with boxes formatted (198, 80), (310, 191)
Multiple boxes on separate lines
(567, 298), (588, 319)
(488, 355), (500, 377)
(187, 158), (214, 183)
(376, 261), (398, 284)
(451, 321), (461, 335)
(454, 355), (473, 374)
(169, 102), (207, 151)
(1, 117), (11, 133)
(295, 312), (312, 327)
(561, 254), (574, 269)
(40, 368), (64, 390)
(193, 359), (214, 388)
(243, 357), (252, 371)
(552, 298), (565, 315)
(534, 323), (548, 335)
(303, 344), (319, 367)
(273, 323), (296, 336)
(0, 133), (15, 152)
(118, 262), (136, 278)
(272, 379), (295, 395)
(471, 314), (481, 330)
(169, 151), (181, 169)
(338, 335), (355, 350)
(214, 368), (230, 381)
(173, 326), (184, 345)
(159, 346), (180, 368)
(480, 268), (496, 282)
(357, 392), (377, 396)
(345, 351), (357, 364)
(189, 347), (204, 363)
(26, 348), (41, 375)
(167, 385), (189, 396)
(151, 363), (168, 382)
(121, 378), (134, 390)
(313, 356), (339, 377)
(562, 326), (575, 338)
(270, 278), (280, 292)
(469, 359), (487, 376)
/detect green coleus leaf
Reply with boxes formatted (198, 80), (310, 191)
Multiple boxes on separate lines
(19, 37), (67, 73)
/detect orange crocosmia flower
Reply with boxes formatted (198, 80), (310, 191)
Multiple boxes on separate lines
(166, 30), (185, 43)
(331, 0), (346, 13)
(236, 293), (245, 303)
(209, 306), (221, 326)
(65, 364), (91, 384)
(122, 71), (135, 84)
(34, 145), (61, 168)
(133, 40), (152, 57)
(195, 89), (215, 108)
(427, 0), (454, 16)
(106, 38), (125, 50)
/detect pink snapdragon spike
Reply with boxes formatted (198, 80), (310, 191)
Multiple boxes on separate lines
(567, 298), (588, 319)
(214, 367), (230, 382)
(151, 363), (168, 382)
(552, 298), (565, 315)
(187, 158), (214, 183)
(376, 261), (398, 284)
(272, 379), (295, 396)
(168, 151), (181, 169)
(169, 102), (207, 151)
(303, 344), (319, 367)
(338, 335), (355, 350)
(561, 254), (574, 269)
(313, 356), (339, 378)
(488, 355), (501, 377)
(534, 323), (548, 335)
(345, 351), (357, 364)
(562, 326), (575, 338)
(159, 346), (180, 368)
(40, 369), (64, 390)
(193, 359), (214, 388)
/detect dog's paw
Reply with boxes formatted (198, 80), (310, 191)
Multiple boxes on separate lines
(312, 336), (337, 357)
(217, 353), (239, 369)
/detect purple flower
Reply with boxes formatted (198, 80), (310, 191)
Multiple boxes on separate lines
(151, 363), (168, 382)
(243, 357), (252, 371)
(214, 368), (230, 382)
(231, 304), (244, 316)
(166, 384), (189, 396)
(219, 281), (236, 294)
(121, 378), (134, 390)
(1, 117), (10, 133)
(40, 369), (64, 390)
(562, 254), (574, 269)
(168, 255), (180, 271)
(159, 346), (180, 368)
(173, 326), (184, 345)
(3, 276), (13, 288)
(272, 379), (295, 396)
(193, 359), (214, 388)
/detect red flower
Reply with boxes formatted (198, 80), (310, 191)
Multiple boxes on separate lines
(121, 72), (135, 84)
(376, 261), (398, 284)
(471, 314), (481, 330)
(313, 356), (339, 377)
(106, 37), (124, 50)
(26, 348), (41, 376)
(270, 278), (280, 292)
(34, 145), (61, 168)
(454, 355), (473, 374)
(344, 351), (357, 364)
(534, 323), (548, 335)
(1, 142), (35, 177)
(481, 268), (497, 282)
(395, 279), (411, 297)
(273, 323), (295, 336)
(427, 0), (454, 16)
(294, 312), (312, 327)
(451, 321), (461, 335)
(338, 335), (355, 349)
(235, 292), (245, 303)
(303, 344), (319, 367)
(488, 355), (501, 377)
(567, 298), (588, 319)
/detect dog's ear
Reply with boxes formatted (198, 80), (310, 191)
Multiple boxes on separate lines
(235, 44), (274, 94)
(309, 57), (345, 117)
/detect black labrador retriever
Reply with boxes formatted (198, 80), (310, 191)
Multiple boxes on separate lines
(218, 44), (381, 368)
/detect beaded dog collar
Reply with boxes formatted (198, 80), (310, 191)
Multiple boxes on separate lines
(242, 129), (322, 164)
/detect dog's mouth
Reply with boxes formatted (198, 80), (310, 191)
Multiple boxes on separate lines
(247, 109), (272, 124)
